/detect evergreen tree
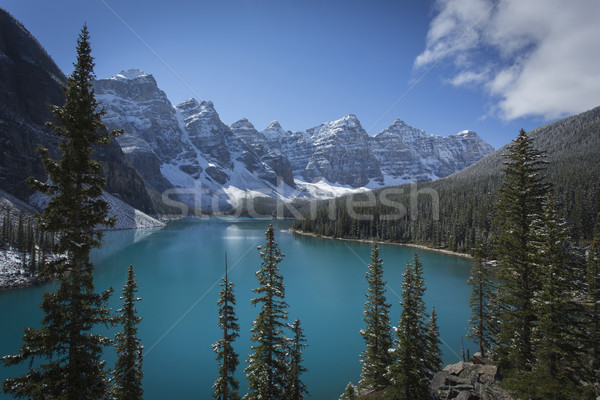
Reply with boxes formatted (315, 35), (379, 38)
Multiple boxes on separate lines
(244, 224), (289, 400)
(16, 211), (24, 252)
(112, 265), (143, 400)
(339, 382), (357, 400)
(425, 306), (442, 374)
(527, 196), (588, 399)
(506, 196), (590, 398)
(586, 218), (600, 394)
(466, 247), (495, 357)
(2, 25), (120, 399)
(493, 129), (548, 372)
(359, 243), (393, 390)
(285, 319), (308, 400)
(213, 255), (241, 400)
(386, 254), (430, 400)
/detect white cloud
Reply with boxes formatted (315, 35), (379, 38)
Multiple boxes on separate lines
(447, 69), (489, 86)
(416, 0), (600, 120)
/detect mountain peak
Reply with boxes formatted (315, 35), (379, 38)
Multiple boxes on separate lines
(231, 118), (255, 130)
(330, 114), (361, 129)
(263, 120), (288, 141)
(111, 69), (150, 81)
(456, 130), (477, 137)
(179, 98), (198, 107)
(267, 120), (282, 130)
(199, 100), (215, 109)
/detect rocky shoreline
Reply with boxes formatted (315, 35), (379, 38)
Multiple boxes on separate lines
(289, 229), (473, 259)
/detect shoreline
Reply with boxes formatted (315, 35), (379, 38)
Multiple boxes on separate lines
(288, 229), (473, 259)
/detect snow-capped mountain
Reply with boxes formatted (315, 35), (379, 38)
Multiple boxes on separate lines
(94, 69), (494, 211)
(371, 120), (495, 184)
(0, 9), (154, 215)
(260, 114), (494, 188)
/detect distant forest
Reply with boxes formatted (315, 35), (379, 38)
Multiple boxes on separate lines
(293, 106), (600, 255)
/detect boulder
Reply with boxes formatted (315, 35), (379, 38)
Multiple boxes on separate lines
(431, 360), (511, 400)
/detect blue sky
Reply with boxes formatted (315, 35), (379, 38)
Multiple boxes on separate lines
(3, 0), (600, 149)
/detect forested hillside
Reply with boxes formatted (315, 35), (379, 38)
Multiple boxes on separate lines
(293, 106), (600, 253)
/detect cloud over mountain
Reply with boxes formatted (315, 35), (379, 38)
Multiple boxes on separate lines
(416, 0), (600, 120)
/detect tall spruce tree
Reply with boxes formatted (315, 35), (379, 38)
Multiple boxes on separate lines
(520, 195), (589, 399)
(113, 265), (143, 400)
(493, 129), (548, 372)
(359, 243), (393, 390)
(466, 247), (495, 357)
(386, 254), (430, 400)
(244, 224), (289, 400)
(2, 25), (120, 399)
(285, 319), (308, 400)
(425, 306), (442, 375)
(213, 255), (241, 400)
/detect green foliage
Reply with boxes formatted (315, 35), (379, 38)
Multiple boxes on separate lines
(339, 382), (357, 400)
(112, 265), (143, 400)
(0, 205), (54, 275)
(213, 257), (241, 400)
(285, 319), (309, 400)
(244, 224), (289, 400)
(586, 219), (600, 395)
(515, 196), (590, 399)
(359, 243), (393, 390)
(425, 306), (442, 374)
(1, 25), (119, 399)
(493, 129), (548, 372)
(466, 246), (495, 357)
(386, 254), (431, 400)
(293, 107), (600, 252)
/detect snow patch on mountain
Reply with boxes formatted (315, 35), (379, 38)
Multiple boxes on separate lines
(111, 69), (150, 81)
(102, 193), (165, 230)
(94, 69), (495, 213)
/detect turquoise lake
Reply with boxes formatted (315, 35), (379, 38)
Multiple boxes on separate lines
(0, 218), (476, 399)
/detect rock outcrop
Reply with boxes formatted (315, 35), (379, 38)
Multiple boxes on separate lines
(0, 7), (495, 214)
(430, 358), (513, 400)
(0, 9), (155, 214)
(371, 120), (495, 183)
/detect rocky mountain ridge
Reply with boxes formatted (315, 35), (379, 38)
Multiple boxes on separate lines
(0, 9), (155, 215)
(0, 7), (494, 216)
(94, 68), (494, 212)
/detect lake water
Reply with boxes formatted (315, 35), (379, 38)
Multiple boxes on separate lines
(0, 218), (476, 399)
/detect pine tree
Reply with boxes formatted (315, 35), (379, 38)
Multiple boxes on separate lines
(244, 224), (289, 400)
(359, 243), (393, 390)
(505, 196), (590, 398)
(524, 195), (588, 399)
(386, 254), (430, 400)
(466, 247), (495, 357)
(2, 25), (120, 399)
(339, 382), (357, 400)
(285, 319), (308, 400)
(493, 129), (548, 372)
(586, 217), (600, 394)
(213, 255), (241, 400)
(425, 306), (442, 374)
(113, 265), (143, 400)
(16, 211), (24, 252)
